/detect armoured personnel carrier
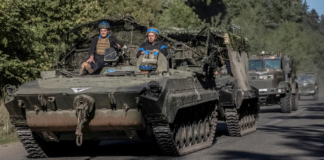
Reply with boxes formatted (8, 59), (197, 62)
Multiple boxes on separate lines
(249, 53), (298, 113)
(4, 17), (259, 158)
(296, 73), (318, 100)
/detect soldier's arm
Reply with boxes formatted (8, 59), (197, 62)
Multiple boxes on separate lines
(136, 43), (146, 58)
(109, 35), (120, 49)
(88, 37), (99, 56)
(159, 42), (168, 57)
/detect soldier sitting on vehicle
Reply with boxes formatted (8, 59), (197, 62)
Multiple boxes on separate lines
(136, 28), (169, 74)
(79, 21), (121, 75)
(136, 27), (168, 58)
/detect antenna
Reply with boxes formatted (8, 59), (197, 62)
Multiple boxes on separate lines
(131, 24), (133, 45)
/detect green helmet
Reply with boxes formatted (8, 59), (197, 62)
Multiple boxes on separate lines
(98, 21), (110, 29)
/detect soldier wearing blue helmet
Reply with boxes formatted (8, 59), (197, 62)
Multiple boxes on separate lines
(80, 21), (121, 75)
(136, 27), (168, 58)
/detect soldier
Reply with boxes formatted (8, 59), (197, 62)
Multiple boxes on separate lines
(136, 27), (168, 58)
(136, 28), (169, 75)
(80, 21), (121, 75)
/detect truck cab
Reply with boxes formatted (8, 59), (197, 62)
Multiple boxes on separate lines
(249, 54), (298, 113)
(296, 73), (318, 100)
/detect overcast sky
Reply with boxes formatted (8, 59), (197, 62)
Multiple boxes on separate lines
(306, 0), (324, 16)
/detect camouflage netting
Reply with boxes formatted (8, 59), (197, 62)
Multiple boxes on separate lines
(57, 16), (250, 72)
(159, 27), (250, 67)
(160, 27), (250, 50)
(58, 16), (148, 68)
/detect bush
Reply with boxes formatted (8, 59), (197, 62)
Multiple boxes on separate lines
(0, 99), (17, 145)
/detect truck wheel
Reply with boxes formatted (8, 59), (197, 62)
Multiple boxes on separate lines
(280, 93), (291, 113)
(291, 93), (298, 111)
(313, 92), (319, 100)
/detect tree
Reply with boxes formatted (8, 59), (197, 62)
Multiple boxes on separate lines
(319, 15), (324, 35)
(306, 9), (320, 30)
(158, 0), (203, 29)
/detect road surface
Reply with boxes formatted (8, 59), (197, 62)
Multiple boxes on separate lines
(1, 91), (323, 160)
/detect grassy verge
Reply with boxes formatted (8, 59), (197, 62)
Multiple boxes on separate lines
(0, 132), (18, 145)
(0, 99), (18, 145)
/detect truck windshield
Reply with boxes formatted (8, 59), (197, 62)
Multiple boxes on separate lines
(297, 76), (315, 82)
(264, 59), (281, 70)
(249, 60), (263, 70)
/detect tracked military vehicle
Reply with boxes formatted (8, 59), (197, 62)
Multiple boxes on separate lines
(249, 53), (298, 113)
(296, 73), (318, 100)
(4, 16), (259, 158)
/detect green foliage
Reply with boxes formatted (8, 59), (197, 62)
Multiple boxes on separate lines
(0, 133), (18, 145)
(319, 15), (324, 35)
(0, 0), (86, 84)
(0, 0), (163, 85)
(197, 0), (324, 73)
(264, 22), (323, 72)
(158, 0), (203, 29)
(0, 99), (18, 145)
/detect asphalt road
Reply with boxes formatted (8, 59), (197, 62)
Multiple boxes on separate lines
(1, 91), (324, 160)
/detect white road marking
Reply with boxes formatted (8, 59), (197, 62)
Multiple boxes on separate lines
(71, 87), (91, 93)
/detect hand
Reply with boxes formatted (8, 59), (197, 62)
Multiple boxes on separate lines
(141, 51), (145, 55)
(86, 56), (95, 63)
(153, 49), (159, 52)
(116, 44), (121, 49)
(214, 71), (218, 75)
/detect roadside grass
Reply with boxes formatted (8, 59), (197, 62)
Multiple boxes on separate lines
(0, 99), (18, 145)
(0, 132), (18, 145)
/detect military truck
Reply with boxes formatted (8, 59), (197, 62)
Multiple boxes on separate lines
(296, 73), (318, 100)
(3, 17), (259, 158)
(249, 53), (298, 113)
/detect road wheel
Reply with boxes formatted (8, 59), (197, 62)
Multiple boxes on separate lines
(280, 93), (291, 113)
(291, 93), (298, 111)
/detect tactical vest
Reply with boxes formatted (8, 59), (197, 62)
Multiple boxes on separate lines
(96, 37), (110, 55)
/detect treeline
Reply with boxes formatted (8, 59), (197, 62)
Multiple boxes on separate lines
(0, 0), (323, 85)
(186, 0), (324, 73)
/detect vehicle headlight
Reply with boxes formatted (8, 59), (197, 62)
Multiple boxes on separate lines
(258, 75), (266, 79)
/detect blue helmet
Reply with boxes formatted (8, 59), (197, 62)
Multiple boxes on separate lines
(146, 27), (159, 37)
(98, 21), (110, 29)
